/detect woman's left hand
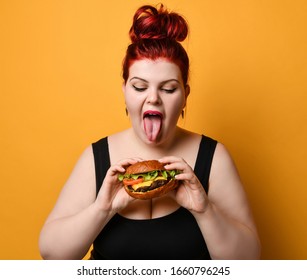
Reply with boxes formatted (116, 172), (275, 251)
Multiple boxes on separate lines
(159, 156), (210, 214)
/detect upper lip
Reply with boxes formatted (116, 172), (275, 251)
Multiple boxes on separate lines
(143, 110), (163, 119)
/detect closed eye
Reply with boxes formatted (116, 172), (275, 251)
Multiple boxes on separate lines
(162, 88), (177, 93)
(133, 85), (147, 92)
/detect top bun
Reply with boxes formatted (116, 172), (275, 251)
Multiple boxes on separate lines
(125, 160), (166, 175)
(129, 4), (188, 43)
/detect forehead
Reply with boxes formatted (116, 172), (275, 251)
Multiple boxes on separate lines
(128, 59), (182, 82)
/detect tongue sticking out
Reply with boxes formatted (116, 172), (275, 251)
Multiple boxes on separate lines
(143, 115), (162, 142)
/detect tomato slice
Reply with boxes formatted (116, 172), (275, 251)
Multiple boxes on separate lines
(123, 177), (144, 186)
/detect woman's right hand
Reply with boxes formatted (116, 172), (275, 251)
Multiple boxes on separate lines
(95, 158), (142, 214)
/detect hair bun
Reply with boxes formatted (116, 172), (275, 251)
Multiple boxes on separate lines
(129, 4), (188, 43)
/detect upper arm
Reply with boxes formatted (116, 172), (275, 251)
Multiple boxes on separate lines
(45, 145), (97, 223)
(208, 143), (257, 233)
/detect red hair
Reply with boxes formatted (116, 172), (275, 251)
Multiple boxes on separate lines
(122, 4), (189, 85)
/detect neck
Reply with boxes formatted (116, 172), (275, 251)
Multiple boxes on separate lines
(129, 126), (184, 158)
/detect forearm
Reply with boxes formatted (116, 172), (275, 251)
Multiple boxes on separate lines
(193, 203), (261, 260)
(39, 203), (115, 260)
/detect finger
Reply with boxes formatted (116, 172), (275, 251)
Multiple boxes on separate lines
(113, 158), (144, 175)
(158, 156), (182, 164)
(164, 162), (193, 176)
(158, 156), (192, 172)
(107, 164), (125, 175)
(175, 172), (195, 182)
(117, 157), (143, 166)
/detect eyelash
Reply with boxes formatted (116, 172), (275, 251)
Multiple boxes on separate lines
(163, 88), (177, 94)
(133, 85), (146, 92)
(132, 85), (177, 94)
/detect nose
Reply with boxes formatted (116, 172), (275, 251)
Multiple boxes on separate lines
(147, 88), (161, 104)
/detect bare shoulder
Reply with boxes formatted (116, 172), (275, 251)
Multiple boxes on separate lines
(209, 142), (257, 230)
(45, 145), (96, 223)
(210, 142), (239, 184)
(108, 128), (131, 142)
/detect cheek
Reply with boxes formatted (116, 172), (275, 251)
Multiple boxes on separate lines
(166, 98), (185, 121)
(125, 92), (142, 114)
(171, 96), (186, 111)
(124, 90), (133, 106)
(125, 100), (136, 114)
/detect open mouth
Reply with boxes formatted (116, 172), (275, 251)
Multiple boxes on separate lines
(143, 111), (163, 141)
(143, 110), (163, 119)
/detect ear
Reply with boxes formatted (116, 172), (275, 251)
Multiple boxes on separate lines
(185, 84), (190, 99)
(183, 84), (190, 108)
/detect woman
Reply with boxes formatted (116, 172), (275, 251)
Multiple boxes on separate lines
(39, 4), (260, 260)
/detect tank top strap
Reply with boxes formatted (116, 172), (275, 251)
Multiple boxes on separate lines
(92, 137), (110, 195)
(194, 135), (218, 193)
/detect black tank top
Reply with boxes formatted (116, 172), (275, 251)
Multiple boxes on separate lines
(91, 135), (217, 259)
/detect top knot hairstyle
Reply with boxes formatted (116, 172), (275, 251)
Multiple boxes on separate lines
(122, 4), (190, 85)
(129, 4), (188, 42)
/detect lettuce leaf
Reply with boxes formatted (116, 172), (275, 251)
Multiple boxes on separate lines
(118, 169), (180, 181)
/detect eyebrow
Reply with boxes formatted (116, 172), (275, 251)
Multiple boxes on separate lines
(129, 77), (180, 84)
(129, 77), (148, 83)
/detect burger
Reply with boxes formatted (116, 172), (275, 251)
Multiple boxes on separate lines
(118, 160), (180, 199)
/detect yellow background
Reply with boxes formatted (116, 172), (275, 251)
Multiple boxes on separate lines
(1, 0), (306, 259)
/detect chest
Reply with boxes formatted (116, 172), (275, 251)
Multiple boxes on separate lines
(93, 207), (211, 259)
(107, 133), (202, 219)
(108, 135), (201, 170)
(118, 195), (180, 219)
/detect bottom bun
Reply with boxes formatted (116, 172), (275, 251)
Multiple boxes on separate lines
(124, 179), (179, 200)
